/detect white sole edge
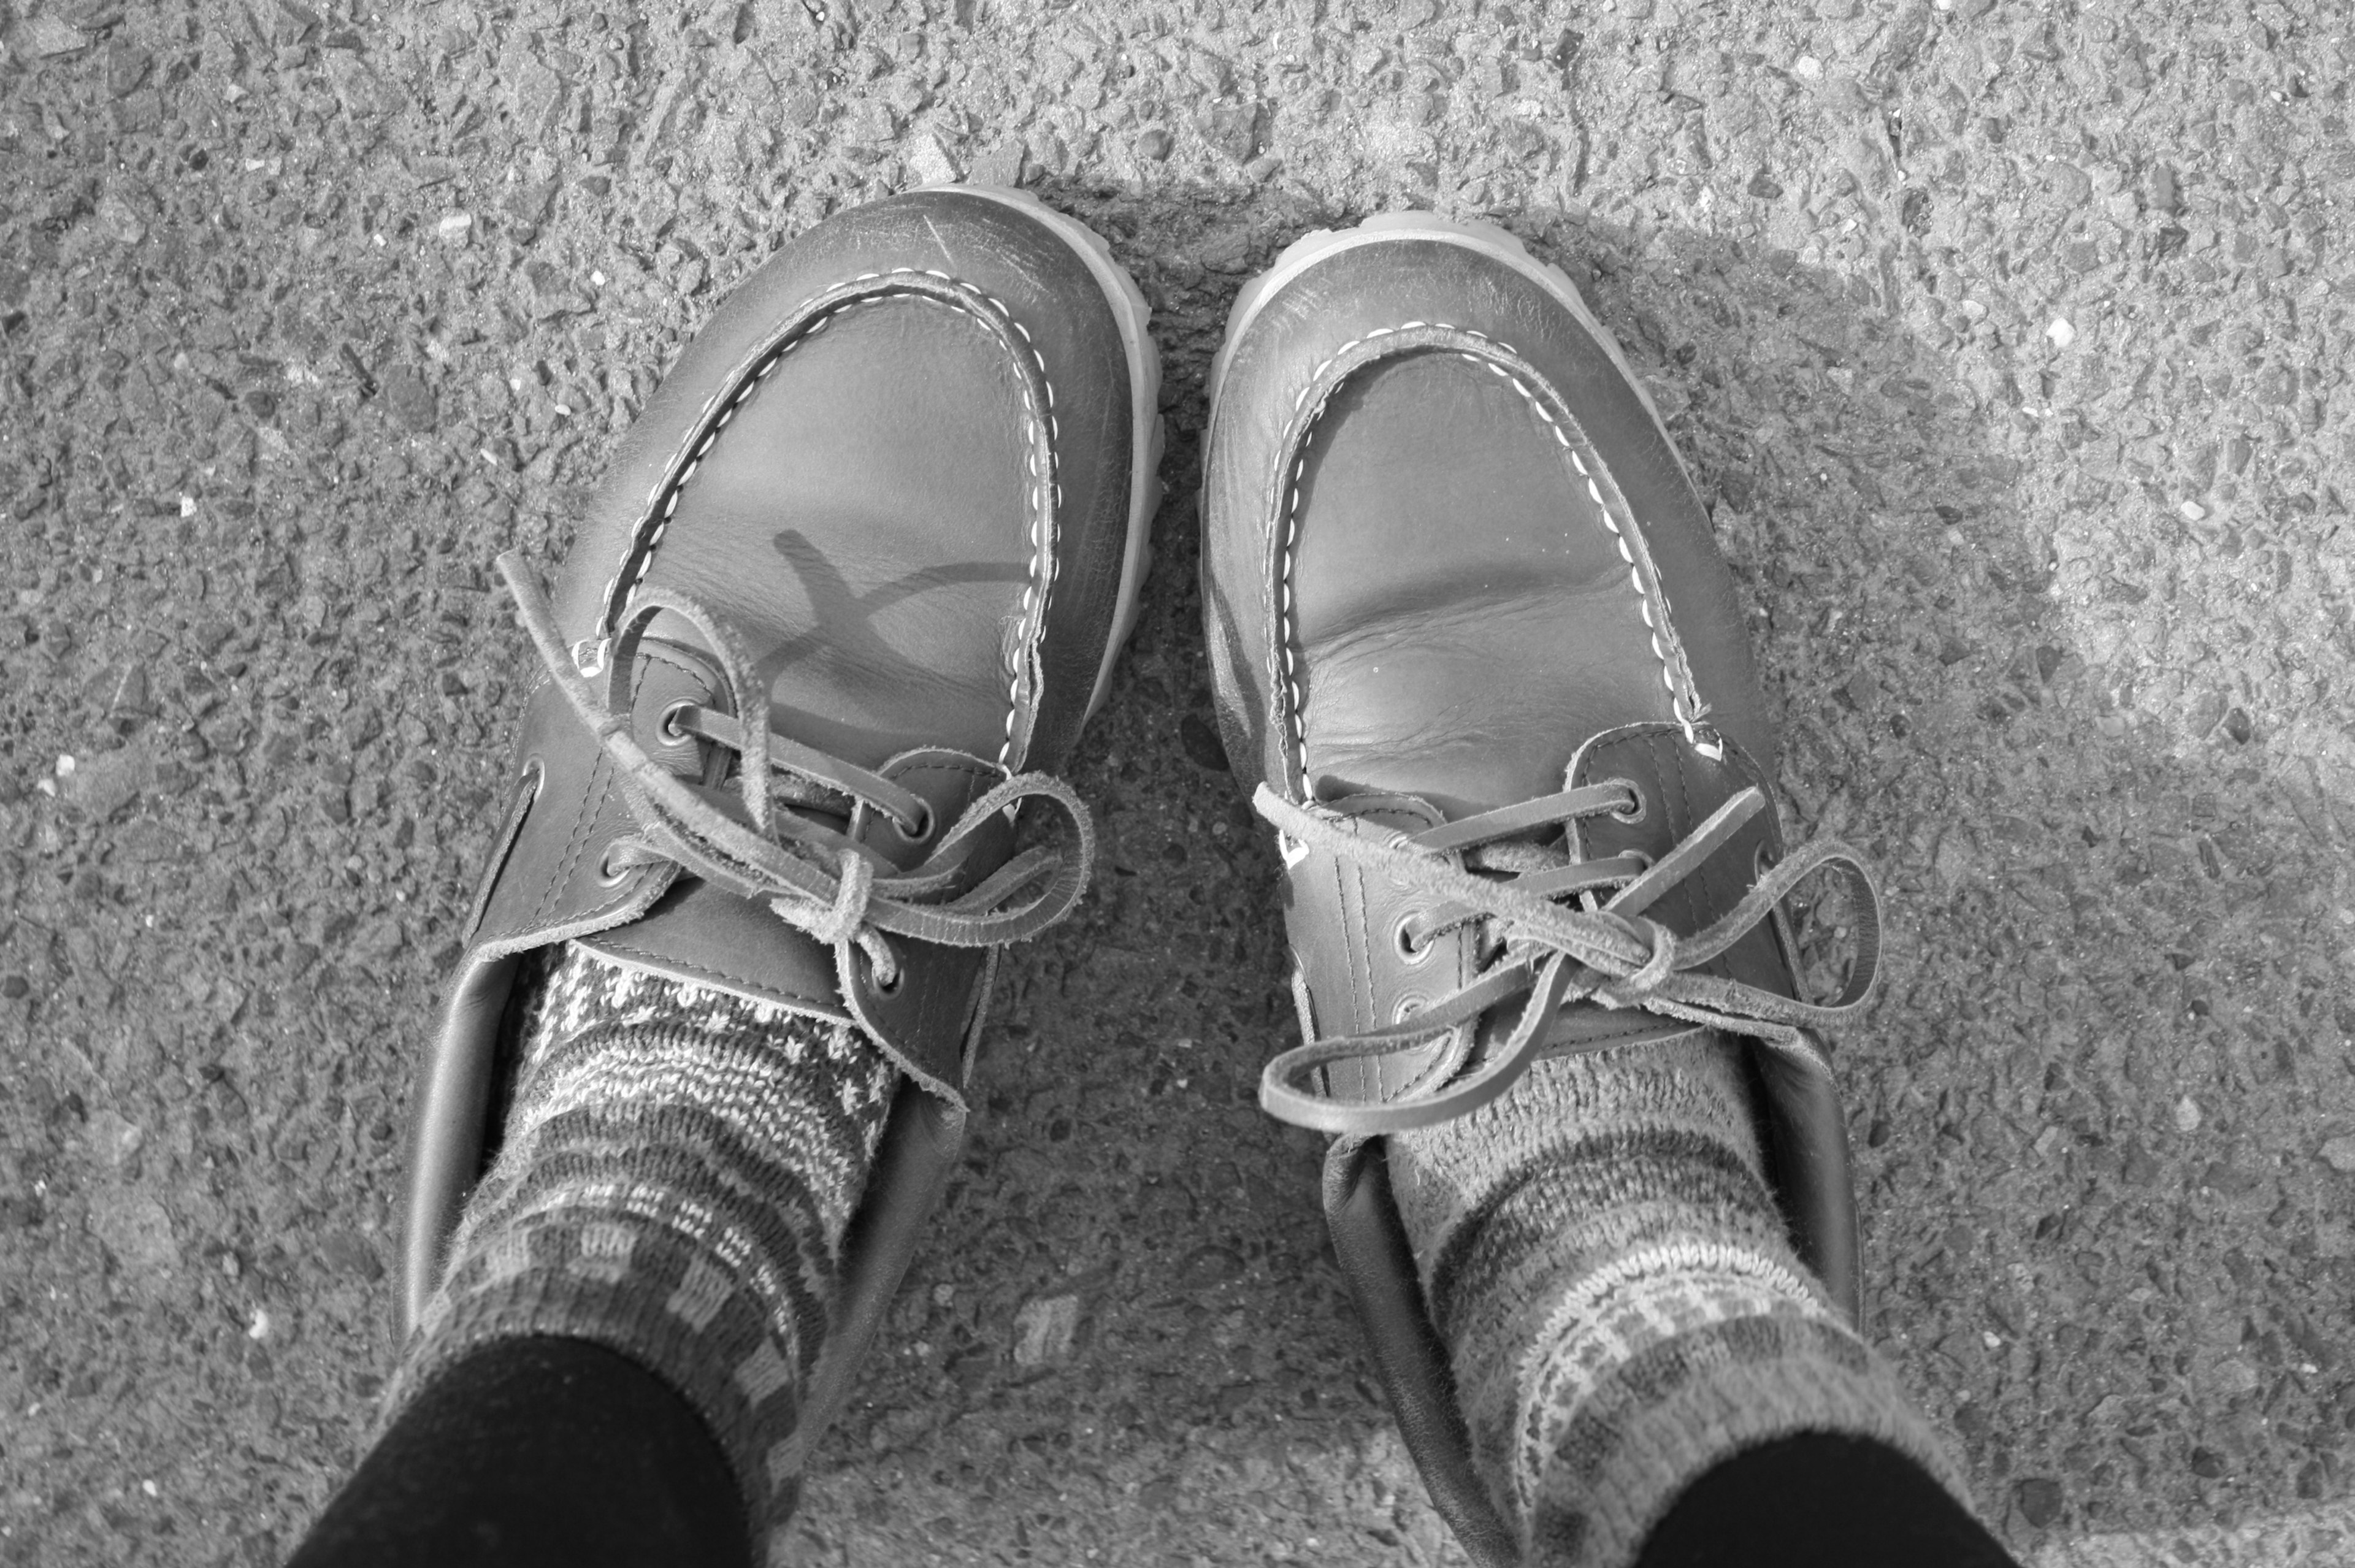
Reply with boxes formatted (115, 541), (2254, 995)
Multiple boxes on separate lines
(921, 182), (1166, 731)
(1206, 212), (1693, 489)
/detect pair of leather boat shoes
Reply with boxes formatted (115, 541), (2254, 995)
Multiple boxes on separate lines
(397, 185), (1883, 1563)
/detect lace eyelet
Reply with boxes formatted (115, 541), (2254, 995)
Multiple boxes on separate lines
(1610, 780), (1648, 825)
(595, 846), (632, 886)
(1623, 849), (1655, 873)
(1392, 993), (1430, 1025)
(1393, 914), (1434, 963)
(657, 699), (697, 744)
(887, 797), (935, 846)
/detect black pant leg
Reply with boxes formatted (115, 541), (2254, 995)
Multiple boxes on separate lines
(1636, 1433), (2019, 1568)
(287, 1337), (749, 1568)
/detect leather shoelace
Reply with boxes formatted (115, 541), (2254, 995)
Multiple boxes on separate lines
(1252, 778), (1883, 1134)
(497, 551), (1094, 987)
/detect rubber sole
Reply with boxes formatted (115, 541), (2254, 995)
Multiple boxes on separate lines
(923, 183), (1165, 729)
(1206, 211), (1691, 488)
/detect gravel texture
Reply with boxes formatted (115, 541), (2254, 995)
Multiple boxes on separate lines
(3, 0), (2353, 1564)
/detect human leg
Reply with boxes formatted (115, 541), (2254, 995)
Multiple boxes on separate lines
(293, 186), (1158, 1562)
(1390, 1049), (2010, 1566)
(1633, 1432), (2013, 1568)
(288, 1337), (745, 1568)
(288, 941), (894, 1566)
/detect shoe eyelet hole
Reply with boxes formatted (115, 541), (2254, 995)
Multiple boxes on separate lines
(1393, 915), (1434, 963)
(1392, 993), (1430, 1025)
(1610, 781), (1648, 825)
(1623, 849), (1655, 873)
(887, 798), (935, 846)
(658, 700), (697, 744)
(595, 846), (632, 887)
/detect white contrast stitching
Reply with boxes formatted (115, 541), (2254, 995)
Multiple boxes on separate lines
(992, 282), (1060, 771)
(597, 269), (1060, 774)
(1484, 353), (1697, 742)
(1274, 321), (1701, 789)
(1279, 442), (1314, 786)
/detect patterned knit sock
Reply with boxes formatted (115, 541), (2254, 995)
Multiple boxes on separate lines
(1387, 1036), (1969, 1567)
(388, 943), (898, 1555)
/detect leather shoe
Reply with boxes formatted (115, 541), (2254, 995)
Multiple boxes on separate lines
(400, 185), (1162, 1463)
(1200, 213), (1882, 1567)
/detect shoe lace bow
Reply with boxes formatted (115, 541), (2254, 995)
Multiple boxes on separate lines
(1252, 776), (1882, 1134)
(498, 551), (1093, 985)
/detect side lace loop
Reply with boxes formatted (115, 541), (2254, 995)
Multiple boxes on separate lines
(1254, 777), (1883, 1135)
(497, 551), (1094, 974)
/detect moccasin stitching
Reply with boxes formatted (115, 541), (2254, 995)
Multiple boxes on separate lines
(1466, 353), (1698, 743)
(591, 267), (1061, 773)
(1270, 321), (1704, 795)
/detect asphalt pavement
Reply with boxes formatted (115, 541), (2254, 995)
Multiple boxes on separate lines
(2, 0), (2352, 1562)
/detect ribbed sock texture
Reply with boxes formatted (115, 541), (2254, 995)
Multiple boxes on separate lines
(386, 943), (898, 1561)
(1387, 1037), (1971, 1568)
